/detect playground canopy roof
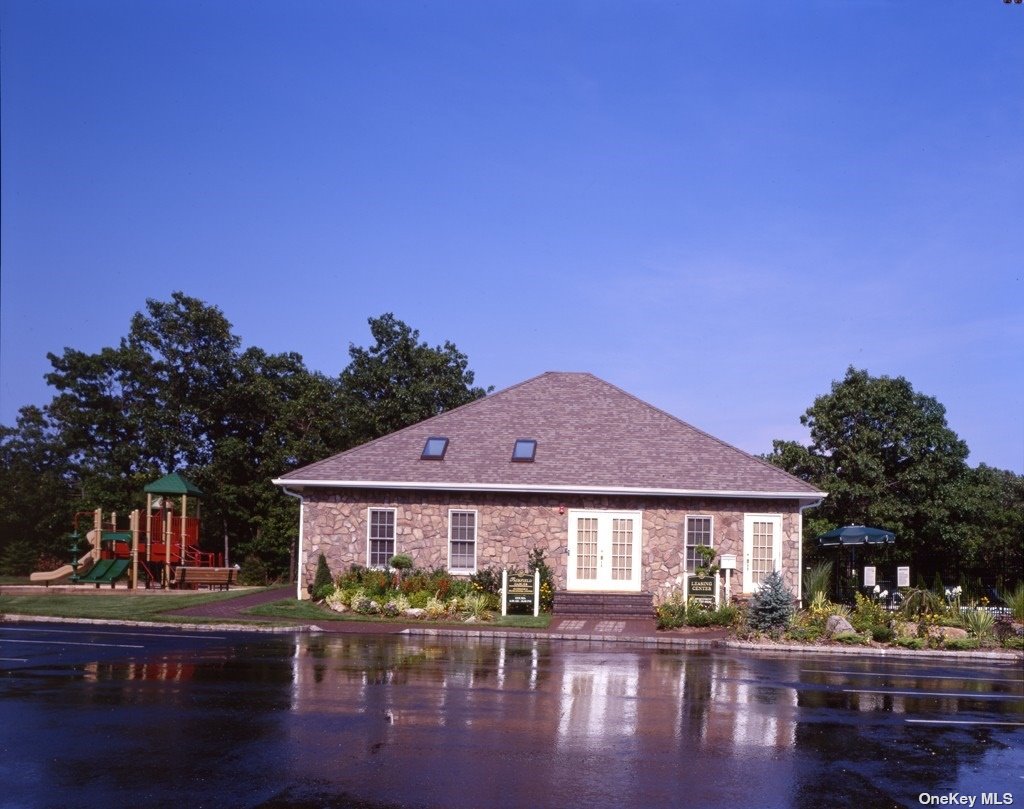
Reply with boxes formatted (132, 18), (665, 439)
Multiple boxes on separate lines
(816, 524), (895, 547)
(144, 472), (203, 497)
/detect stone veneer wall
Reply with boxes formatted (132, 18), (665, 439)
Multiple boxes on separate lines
(301, 489), (804, 604)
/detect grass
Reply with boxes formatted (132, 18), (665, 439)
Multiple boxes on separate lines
(0, 588), (554, 629)
(249, 599), (552, 628)
(0, 589), (255, 622)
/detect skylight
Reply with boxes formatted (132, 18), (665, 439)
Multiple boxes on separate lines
(512, 438), (537, 462)
(421, 436), (449, 460)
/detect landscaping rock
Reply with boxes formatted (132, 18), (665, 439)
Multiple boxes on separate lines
(928, 625), (968, 641)
(403, 608), (425, 619)
(825, 615), (855, 636)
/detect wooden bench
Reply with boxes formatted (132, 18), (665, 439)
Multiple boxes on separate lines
(175, 566), (236, 590)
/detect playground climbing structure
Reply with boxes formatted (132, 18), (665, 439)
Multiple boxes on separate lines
(30, 472), (224, 589)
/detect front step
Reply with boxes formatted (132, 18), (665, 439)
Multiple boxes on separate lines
(553, 591), (654, 620)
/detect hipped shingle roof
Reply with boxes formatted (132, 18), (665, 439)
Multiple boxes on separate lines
(276, 372), (824, 499)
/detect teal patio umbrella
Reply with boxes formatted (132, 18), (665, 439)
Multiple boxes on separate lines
(816, 525), (896, 601)
(816, 525), (895, 547)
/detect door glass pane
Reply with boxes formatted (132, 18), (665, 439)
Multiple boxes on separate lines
(611, 518), (633, 581)
(752, 520), (773, 586)
(576, 518), (598, 580)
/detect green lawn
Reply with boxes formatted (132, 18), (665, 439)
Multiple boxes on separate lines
(0, 589), (256, 622)
(0, 590), (552, 629)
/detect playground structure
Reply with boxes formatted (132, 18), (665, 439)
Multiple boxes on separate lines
(30, 472), (226, 589)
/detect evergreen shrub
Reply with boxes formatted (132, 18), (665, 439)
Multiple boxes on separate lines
(311, 553), (333, 600)
(747, 570), (795, 634)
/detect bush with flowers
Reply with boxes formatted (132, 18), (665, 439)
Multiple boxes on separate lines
(317, 557), (554, 622)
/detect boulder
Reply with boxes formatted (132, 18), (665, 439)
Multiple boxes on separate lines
(928, 625), (968, 641)
(825, 614), (856, 636)
(403, 608), (426, 619)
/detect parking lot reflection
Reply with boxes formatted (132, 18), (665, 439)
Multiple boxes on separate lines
(2, 627), (1020, 808)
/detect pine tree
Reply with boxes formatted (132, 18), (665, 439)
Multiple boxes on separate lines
(748, 570), (794, 633)
(312, 553), (333, 600)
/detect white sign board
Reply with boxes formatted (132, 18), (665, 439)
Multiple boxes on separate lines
(863, 566), (876, 588)
(897, 566), (910, 588)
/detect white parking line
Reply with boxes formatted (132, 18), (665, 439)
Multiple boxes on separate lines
(843, 688), (1023, 701)
(0, 657), (28, 663)
(906, 719), (1024, 727)
(804, 669), (1024, 684)
(2, 639), (144, 649)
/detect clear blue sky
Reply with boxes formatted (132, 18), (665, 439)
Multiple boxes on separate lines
(2, 1), (1022, 473)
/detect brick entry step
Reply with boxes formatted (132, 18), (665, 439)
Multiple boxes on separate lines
(553, 591), (655, 620)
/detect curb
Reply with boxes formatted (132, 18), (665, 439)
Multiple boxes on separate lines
(721, 639), (1024, 663)
(0, 614), (308, 635)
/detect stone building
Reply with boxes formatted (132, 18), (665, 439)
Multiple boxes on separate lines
(274, 372), (825, 609)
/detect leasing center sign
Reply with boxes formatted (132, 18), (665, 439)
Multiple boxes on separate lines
(686, 575), (716, 609)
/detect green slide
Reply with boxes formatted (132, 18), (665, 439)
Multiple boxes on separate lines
(77, 559), (115, 583)
(77, 558), (129, 586)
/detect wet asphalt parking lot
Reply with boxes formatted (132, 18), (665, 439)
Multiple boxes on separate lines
(1, 622), (1021, 809)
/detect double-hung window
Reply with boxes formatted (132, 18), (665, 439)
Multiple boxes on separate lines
(368, 508), (396, 568)
(685, 515), (713, 572)
(449, 510), (477, 573)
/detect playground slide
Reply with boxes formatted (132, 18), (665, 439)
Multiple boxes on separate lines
(29, 551), (96, 584)
(78, 558), (129, 585)
(28, 529), (100, 585)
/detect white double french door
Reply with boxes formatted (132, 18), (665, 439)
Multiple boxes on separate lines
(743, 514), (783, 593)
(567, 510), (642, 592)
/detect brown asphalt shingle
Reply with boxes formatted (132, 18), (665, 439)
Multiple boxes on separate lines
(277, 372), (823, 497)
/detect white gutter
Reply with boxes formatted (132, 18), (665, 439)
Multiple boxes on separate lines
(272, 478), (826, 501)
(280, 487), (307, 600)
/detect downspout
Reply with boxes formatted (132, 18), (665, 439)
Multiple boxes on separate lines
(281, 487), (307, 600)
(798, 497), (825, 607)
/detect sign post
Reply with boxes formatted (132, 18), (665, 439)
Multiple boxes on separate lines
(504, 570), (540, 617)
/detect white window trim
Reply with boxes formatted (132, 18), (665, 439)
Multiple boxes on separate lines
(366, 507), (397, 569)
(684, 514), (715, 574)
(447, 508), (478, 574)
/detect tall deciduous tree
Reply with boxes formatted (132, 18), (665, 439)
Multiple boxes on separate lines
(766, 367), (972, 580)
(3, 297), (491, 580)
(339, 313), (491, 447)
(37, 293), (349, 575)
(0, 407), (76, 572)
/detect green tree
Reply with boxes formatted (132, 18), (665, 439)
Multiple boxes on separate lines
(765, 367), (971, 581)
(747, 570), (795, 634)
(39, 293), (348, 578)
(339, 313), (491, 447)
(3, 298), (491, 581)
(0, 406), (77, 571)
(946, 464), (1024, 588)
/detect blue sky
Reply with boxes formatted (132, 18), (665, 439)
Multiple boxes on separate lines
(2, 1), (1022, 473)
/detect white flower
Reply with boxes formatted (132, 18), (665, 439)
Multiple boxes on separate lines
(880, 590), (888, 599)
(873, 585), (880, 594)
